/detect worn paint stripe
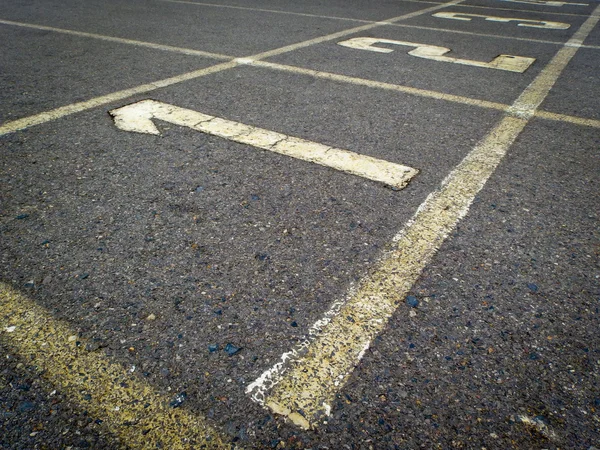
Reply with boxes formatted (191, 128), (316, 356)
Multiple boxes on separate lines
(250, 61), (600, 129)
(454, 4), (592, 17)
(249, 60), (510, 111)
(535, 110), (600, 128)
(110, 99), (418, 189)
(160, 0), (593, 19)
(248, 4), (600, 430)
(390, 23), (600, 49)
(0, 19), (233, 60)
(161, 0), (373, 23)
(0, 61), (239, 137)
(0, 0), (463, 137)
(0, 283), (229, 449)
(249, 0), (465, 60)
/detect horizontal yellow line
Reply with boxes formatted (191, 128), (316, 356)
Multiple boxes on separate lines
(248, 60), (600, 129)
(250, 60), (510, 111)
(0, 283), (229, 449)
(0, 61), (239, 137)
(535, 110), (600, 127)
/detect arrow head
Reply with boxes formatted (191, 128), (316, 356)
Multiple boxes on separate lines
(109, 99), (161, 135)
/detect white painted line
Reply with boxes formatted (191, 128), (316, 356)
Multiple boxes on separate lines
(250, 0), (465, 60)
(160, 0), (372, 23)
(0, 61), (239, 137)
(0, 0), (464, 136)
(109, 100), (419, 189)
(433, 11), (571, 28)
(250, 60), (511, 112)
(0, 19), (233, 60)
(338, 37), (536, 72)
(391, 23), (600, 49)
(250, 60), (600, 129)
(248, 2), (600, 430)
(499, 0), (588, 6)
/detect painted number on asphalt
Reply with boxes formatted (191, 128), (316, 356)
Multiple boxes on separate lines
(432, 12), (570, 29)
(337, 37), (535, 73)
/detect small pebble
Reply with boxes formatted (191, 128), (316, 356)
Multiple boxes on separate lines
(406, 296), (419, 307)
(17, 401), (36, 412)
(224, 343), (241, 356)
(169, 392), (187, 408)
(146, 314), (156, 321)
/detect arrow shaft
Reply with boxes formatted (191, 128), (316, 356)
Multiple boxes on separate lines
(111, 100), (418, 189)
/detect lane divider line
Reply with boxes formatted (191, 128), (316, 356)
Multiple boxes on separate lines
(4, 14), (598, 62)
(0, 283), (230, 449)
(246, 0), (466, 61)
(0, 61), (239, 137)
(246, 3), (600, 430)
(249, 60), (600, 128)
(250, 60), (510, 111)
(109, 99), (419, 189)
(0, 19), (234, 60)
(159, 0), (595, 19)
(0, 0), (464, 137)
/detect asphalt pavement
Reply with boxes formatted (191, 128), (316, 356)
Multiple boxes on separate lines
(1, 0), (599, 448)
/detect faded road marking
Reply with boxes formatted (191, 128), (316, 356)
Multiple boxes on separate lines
(499, 0), (588, 6)
(0, 0), (463, 136)
(0, 61), (239, 137)
(251, 60), (510, 111)
(0, 19), (234, 60)
(247, 3), (600, 430)
(110, 99), (418, 189)
(338, 37), (535, 72)
(249, 61), (600, 129)
(0, 283), (229, 449)
(432, 12), (570, 28)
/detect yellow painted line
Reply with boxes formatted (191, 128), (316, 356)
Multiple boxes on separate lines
(499, 0), (588, 6)
(0, 283), (230, 449)
(248, 3), (600, 430)
(250, 60), (510, 111)
(0, 0), (463, 137)
(0, 61), (239, 137)
(0, 19), (234, 60)
(110, 99), (418, 188)
(250, 61), (600, 129)
(535, 110), (600, 128)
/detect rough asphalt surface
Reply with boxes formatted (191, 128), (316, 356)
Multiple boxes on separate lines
(1, 0), (598, 448)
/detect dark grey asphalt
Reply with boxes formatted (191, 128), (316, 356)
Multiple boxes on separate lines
(1, 0), (599, 448)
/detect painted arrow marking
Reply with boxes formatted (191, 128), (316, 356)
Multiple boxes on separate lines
(109, 100), (418, 189)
